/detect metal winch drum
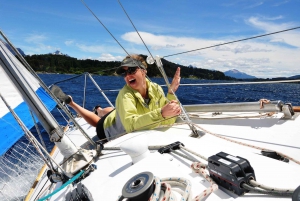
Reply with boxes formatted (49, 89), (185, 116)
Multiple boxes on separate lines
(122, 172), (155, 201)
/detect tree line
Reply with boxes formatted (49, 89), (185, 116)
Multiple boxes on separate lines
(24, 54), (235, 80)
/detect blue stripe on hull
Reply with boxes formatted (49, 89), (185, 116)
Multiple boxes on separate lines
(0, 87), (56, 155)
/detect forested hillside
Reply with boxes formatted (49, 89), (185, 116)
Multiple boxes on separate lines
(24, 54), (234, 80)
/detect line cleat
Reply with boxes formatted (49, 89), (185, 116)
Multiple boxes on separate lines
(50, 85), (71, 104)
(158, 141), (184, 154)
(261, 150), (289, 163)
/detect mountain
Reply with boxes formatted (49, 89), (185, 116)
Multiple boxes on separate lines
(224, 69), (256, 79)
(288, 75), (300, 79)
(16, 48), (25, 56)
(50, 50), (69, 57)
(0, 39), (26, 56)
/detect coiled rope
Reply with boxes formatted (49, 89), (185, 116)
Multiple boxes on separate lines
(138, 175), (217, 201)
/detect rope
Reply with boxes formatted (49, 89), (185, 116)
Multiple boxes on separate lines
(149, 177), (192, 201)
(180, 145), (208, 162)
(191, 123), (300, 165)
(145, 170), (217, 201)
(249, 179), (294, 193)
(242, 183), (293, 197)
(171, 149), (200, 163)
(188, 112), (272, 120)
(153, 120), (300, 166)
(191, 162), (219, 201)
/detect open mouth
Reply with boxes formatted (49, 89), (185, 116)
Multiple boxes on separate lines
(129, 78), (136, 84)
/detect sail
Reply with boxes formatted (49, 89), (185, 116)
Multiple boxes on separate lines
(0, 40), (56, 155)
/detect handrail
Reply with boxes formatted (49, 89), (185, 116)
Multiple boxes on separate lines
(184, 101), (283, 113)
(162, 79), (300, 87)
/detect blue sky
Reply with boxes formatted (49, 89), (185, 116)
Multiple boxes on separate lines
(1, 0), (299, 78)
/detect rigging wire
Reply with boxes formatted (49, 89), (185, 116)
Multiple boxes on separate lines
(0, 30), (97, 148)
(163, 26), (300, 58)
(117, 0), (156, 62)
(116, 0), (199, 135)
(80, 0), (158, 90)
(163, 79), (300, 87)
(29, 110), (56, 170)
(80, 0), (131, 57)
(0, 93), (64, 173)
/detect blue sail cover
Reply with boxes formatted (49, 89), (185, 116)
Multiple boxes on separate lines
(0, 88), (56, 155)
(0, 40), (56, 155)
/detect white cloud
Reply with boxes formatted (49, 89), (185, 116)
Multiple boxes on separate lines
(245, 2), (264, 9)
(75, 42), (129, 58)
(247, 17), (300, 47)
(22, 34), (57, 54)
(262, 15), (284, 21)
(120, 21), (300, 78)
(97, 53), (123, 61)
(215, 44), (272, 54)
(76, 44), (106, 53)
(65, 40), (74, 46)
(25, 34), (47, 43)
(272, 0), (290, 7)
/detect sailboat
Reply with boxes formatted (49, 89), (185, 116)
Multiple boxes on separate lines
(1, 2), (300, 201)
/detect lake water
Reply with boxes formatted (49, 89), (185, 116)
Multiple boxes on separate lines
(20, 73), (300, 152)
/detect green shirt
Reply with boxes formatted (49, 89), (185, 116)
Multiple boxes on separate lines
(103, 79), (177, 140)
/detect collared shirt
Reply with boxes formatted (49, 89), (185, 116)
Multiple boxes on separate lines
(103, 79), (177, 140)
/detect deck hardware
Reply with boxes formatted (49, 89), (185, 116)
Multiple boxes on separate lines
(47, 170), (68, 183)
(158, 141), (184, 154)
(261, 150), (289, 163)
(282, 103), (294, 118)
(208, 152), (256, 196)
(121, 172), (154, 201)
(72, 164), (98, 184)
(96, 141), (104, 154)
(292, 185), (300, 201)
(65, 183), (94, 201)
(212, 112), (222, 116)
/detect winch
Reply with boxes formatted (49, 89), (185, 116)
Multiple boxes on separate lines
(121, 172), (155, 201)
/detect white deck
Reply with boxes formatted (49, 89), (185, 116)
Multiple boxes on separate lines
(30, 111), (300, 201)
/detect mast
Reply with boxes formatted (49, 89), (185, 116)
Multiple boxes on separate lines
(0, 31), (95, 176)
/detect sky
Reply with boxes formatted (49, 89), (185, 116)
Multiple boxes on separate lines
(1, 0), (299, 78)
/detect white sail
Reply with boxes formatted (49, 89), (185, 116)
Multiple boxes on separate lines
(0, 40), (56, 155)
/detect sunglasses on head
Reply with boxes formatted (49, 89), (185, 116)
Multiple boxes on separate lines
(121, 67), (139, 77)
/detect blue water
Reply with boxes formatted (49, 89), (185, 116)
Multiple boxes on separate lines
(21, 74), (300, 152)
